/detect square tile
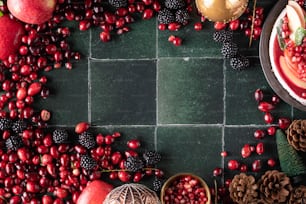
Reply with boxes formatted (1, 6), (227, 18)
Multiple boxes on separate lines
(35, 59), (89, 125)
(225, 58), (292, 125)
(90, 18), (157, 59)
(158, 58), (224, 124)
(90, 59), (156, 125)
(156, 126), (222, 186)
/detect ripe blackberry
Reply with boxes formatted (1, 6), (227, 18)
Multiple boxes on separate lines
(230, 55), (250, 70)
(157, 8), (175, 24)
(213, 30), (233, 43)
(165, 0), (185, 10)
(175, 9), (189, 24)
(108, 0), (128, 8)
(52, 129), (69, 144)
(221, 42), (238, 58)
(143, 150), (161, 166)
(80, 154), (97, 170)
(124, 156), (144, 172)
(0, 118), (12, 131)
(78, 131), (96, 149)
(12, 119), (27, 134)
(5, 135), (23, 151)
(153, 178), (163, 191)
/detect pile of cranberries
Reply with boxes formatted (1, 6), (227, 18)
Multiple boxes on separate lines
(0, 122), (163, 203)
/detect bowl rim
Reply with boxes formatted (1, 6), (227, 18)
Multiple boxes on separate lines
(160, 172), (211, 204)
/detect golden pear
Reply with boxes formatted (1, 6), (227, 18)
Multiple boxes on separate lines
(196, 0), (249, 22)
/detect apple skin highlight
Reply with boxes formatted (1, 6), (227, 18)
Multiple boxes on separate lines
(7, 0), (57, 24)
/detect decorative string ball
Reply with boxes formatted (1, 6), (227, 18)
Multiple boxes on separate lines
(103, 183), (161, 204)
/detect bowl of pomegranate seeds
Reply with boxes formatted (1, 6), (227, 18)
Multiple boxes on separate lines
(160, 173), (211, 204)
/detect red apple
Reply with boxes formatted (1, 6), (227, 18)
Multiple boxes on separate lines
(7, 0), (57, 24)
(76, 180), (113, 204)
(0, 14), (25, 60)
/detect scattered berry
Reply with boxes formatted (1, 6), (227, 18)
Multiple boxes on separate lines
(164, 0), (185, 10)
(230, 55), (250, 70)
(52, 129), (69, 144)
(124, 156), (144, 172)
(221, 42), (238, 58)
(78, 131), (96, 149)
(157, 8), (174, 24)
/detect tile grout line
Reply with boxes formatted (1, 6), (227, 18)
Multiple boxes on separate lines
(222, 59), (227, 178)
(154, 16), (159, 151)
(88, 29), (92, 123)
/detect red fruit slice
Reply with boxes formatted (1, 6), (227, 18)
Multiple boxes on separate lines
(279, 56), (306, 88)
(76, 180), (113, 204)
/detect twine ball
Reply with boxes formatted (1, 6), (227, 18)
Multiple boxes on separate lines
(103, 183), (161, 204)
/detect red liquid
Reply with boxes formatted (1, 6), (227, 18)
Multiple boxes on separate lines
(272, 36), (306, 98)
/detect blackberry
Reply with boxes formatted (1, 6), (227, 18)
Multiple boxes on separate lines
(124, 156), (144, 172)
(12, 119), (27, 134)
(5, 135), (23, 151)
(157, 8), (175, 24)
(80, 154), (97, 170)
(52, 129), (69, 144)
(165, 0), (185, 10)
(230, 55), (250, 70)
(108, 0), (127, 8)
(78, 131), (96, 149)
(0, 118), (12, 131)
(213, 30), (233, 43)
(175, 9), (189, 24)
(153, 178), (163, 191)
(143, 150), (161, 166)
(221, 42), (238, 58)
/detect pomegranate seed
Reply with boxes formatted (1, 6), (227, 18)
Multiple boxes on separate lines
(240, 164), (248, 172)
(252, 160), (262, 172)
(214, 22), (226, 30)
(241, 144), (252, 158)
(220, 151), (227, 157)
(278, 117), (291, 129)
(127, 139), (140, 149)
(172, 37), (182, 46)
(256, 142), (264, 155)
(254, 129), (265, 139)
(100, 31), (111, 42)
(194, 22), (203, 31)
(227, 160), (239, 170)
(258, 101), (275, 112)
(267, 158), (276, 167)
(254, 89), (264, 102)
(213, 167), (223, 176)
(264, 112), (274, 124)
(267, 126), (276, 136)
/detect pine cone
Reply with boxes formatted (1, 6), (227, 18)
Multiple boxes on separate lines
(229, 173), (259, 204)
(258, 170), (292, 203)
(289, 185), (306, 204)
(287, 120), (306, 151)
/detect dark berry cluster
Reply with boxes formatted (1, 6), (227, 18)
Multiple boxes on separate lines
(52, 128), (69, 144)
(78, 131), (96, 149)
(108, 0), (128, 8)
(213, 30), (250, 70)
(157, 0), (190, 26)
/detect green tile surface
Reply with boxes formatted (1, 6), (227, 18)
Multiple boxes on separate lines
(90, 59), (156, 125)
(158, 58), (224, 124)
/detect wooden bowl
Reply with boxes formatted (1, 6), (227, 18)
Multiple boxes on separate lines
(160, 173), (211, 204)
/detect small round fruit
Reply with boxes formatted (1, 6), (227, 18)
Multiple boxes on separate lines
(227, 160), (239, 170)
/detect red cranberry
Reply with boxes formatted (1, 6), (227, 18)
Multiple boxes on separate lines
(227, 160), (239, 170)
